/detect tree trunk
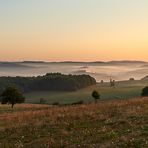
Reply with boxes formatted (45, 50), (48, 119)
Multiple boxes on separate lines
(11, 103), (14, 109)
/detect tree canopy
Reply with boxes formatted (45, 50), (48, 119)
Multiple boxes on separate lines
(92, 90), (100, 103)
(1, 86), (25, 108)
(141, 86), (148, 97)
(0, 73), (96, 93)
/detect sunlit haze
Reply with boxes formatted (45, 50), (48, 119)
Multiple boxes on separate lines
(0, 0), (148, 61)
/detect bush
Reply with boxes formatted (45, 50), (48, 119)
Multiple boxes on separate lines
(141, 86), (148, 97)
(39, 98), (46, 104)
(71, 100), (84, 105)
(52, 102), (60, 106)
(129, 78), (135, 81)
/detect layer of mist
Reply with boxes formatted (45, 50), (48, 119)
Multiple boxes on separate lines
(0, 61), (147, 82)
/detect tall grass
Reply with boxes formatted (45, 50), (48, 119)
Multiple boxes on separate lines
(0, 98), (147, 147)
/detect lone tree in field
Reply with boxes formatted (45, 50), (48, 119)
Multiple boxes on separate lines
(141, 86), (148, 97)
(110, 77), (115, 87)
(92, 90), (100, 103)
(1, 86), (25, 108)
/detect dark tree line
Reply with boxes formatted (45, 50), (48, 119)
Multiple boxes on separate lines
(0, 73), (96, 93)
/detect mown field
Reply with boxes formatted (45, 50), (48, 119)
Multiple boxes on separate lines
(0, 98), (147, 147)
(25, 80), (148, 104)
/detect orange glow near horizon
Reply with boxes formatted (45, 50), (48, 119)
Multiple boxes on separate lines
(0, 0), (148, 61)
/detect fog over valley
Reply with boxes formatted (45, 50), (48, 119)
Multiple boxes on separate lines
(0, 61), (147, 82)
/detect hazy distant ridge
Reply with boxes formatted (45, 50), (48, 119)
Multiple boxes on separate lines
(0, 60), (147, 64)
(20, 60), (148, 64)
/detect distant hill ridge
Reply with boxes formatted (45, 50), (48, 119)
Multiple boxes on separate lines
(0, 60), (147, 65)
(141, 75), (148, 80)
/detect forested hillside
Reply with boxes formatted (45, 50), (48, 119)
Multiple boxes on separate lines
(0, 73), (96, 92)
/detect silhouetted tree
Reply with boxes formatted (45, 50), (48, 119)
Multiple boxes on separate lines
(92, 90), (100, 103)
(141, 86), (148, 97)
(129, 78), (135, 81)
(1, 86), (25, 108)
(110, 77), (115, 87)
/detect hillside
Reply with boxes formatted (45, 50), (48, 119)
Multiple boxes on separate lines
(0, 98), (147, 147)
(141, 75), (148, 81)
(0, 73), (96, 93)
(25, 80), (148, 104)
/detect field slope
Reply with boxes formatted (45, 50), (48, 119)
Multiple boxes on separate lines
(0, 98), (148, 148)
(25, 80), (148, 104)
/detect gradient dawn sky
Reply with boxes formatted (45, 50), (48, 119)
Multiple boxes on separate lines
(0, 0), (148, 61)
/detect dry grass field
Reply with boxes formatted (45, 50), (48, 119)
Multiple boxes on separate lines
(0, 98), (148, 148)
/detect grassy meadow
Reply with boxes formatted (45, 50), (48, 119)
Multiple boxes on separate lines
(0, 98), (147, 147)
(0, 79), (148, 147)
(25, 80), (147, 104)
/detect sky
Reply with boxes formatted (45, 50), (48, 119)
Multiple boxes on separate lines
(0, 0), (148, 61)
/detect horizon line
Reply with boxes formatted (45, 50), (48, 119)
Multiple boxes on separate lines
(0, 60), (147, 63)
